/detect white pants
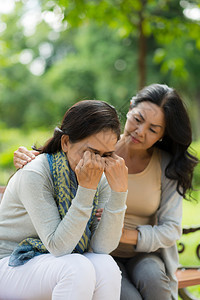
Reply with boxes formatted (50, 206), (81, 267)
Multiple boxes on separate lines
(0, 252), (121, 300)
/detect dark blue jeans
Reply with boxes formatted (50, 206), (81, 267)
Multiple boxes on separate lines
(113, 253), (172, 300)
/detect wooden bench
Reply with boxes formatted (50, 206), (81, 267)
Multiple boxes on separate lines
(0, 186), (199, 299)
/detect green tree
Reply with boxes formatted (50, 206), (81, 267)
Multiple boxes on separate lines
(43, 0), (200, 88)
(1, 0), (200, 138)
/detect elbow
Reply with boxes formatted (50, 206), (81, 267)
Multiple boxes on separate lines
(47, 247), (70, 257)
(92, 248), (110, 255)
(91, 241), (120, 254)
(177, 225), (182, 239)
(44, 232), (76, 257)
(45, 241), (73, 257)
(91, 244), (109, 254)
(170, 222), (182, 241)
(161, 223), (182, 247)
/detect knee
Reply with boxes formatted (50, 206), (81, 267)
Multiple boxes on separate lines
(51, 254), (97, 298)
(90, 254), (121, 284)
(56, 253), (96, 283)
(133, 257), (169, 289)
(130, 256), (171, 300)
(103, 254), (121, 280)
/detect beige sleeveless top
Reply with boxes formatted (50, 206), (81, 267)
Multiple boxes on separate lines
(112, 148), (162, 257)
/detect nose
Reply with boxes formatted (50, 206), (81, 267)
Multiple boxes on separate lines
(135, 124), (146, 137)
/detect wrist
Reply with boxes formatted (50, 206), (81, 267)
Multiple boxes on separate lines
(105, 189), (127, 211)
(79, 183), (97, 190)
(120, 228), (138, 245)
(79, 182), (98, 190)
(111, 187), (127, 192)
(73, 185), (96, 207)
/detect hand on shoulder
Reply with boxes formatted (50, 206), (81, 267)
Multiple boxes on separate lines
(14, 146), (39, 169)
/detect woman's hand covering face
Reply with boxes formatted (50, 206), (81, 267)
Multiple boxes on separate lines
(13, 145), (128, 193)
(104, 153), (128, 193)
(75, 151), (128, 193)
(75, 150), (105, 190)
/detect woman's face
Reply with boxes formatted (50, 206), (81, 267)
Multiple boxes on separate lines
(61, 130), (118, 171)
(124, 101), (166, 151)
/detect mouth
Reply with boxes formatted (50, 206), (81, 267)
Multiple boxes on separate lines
(130, 135), (141, 144)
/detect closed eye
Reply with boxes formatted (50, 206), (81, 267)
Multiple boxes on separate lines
(93, 151), (100, 155)
(102, 154), (112, 157)
(134, 117), (141, 123)
(150, 128), (157, 134)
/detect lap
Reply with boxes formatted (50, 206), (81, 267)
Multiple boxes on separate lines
(113, 257), (143, 300)
(126, 252), (166, 281)
(84, 253), (121, 286)
(0, 253), (121, 300)
(114, 253), (171, 300)
(84, 252), (119, 273)
(0, 253), (93, 300)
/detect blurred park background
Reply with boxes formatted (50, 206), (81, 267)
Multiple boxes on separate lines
(0, 0), (200, 297)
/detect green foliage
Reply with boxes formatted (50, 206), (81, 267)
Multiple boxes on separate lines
(0, 127), (51, 185)
(0, 0), (200, 136)
(191, 140), (200, 188)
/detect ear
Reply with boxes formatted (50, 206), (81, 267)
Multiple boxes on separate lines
(61, 135), (69, 152)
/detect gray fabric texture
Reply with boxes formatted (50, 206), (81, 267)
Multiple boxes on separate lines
(115, 253), (172, 300)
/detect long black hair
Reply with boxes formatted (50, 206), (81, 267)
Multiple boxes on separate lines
(130, 83), (198, 199)
(35, 100), (121, 153)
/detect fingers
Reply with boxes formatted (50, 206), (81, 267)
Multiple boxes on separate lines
(104, 155), (128, 192)
(95, 208), (104, 222)
(31, 150), (40, 156)
(110, 152), (118, 159)
(95, 208), (103, 215)
(14, 161), (26, 169)
(104, 153), (125, 168)
(75, 151), (105, 190)
(75, 158), (84, 174)
(18, 147), (36, 159)
(13, 146), (37, 169)
(82, 151), (104, 170)
(95, 153), (105, 170)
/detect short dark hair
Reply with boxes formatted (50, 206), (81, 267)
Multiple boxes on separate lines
(37, 100), (121, 153)
(130, 83), (198, 198)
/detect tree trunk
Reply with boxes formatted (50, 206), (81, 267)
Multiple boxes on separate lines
(138, 0), (147, 90)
